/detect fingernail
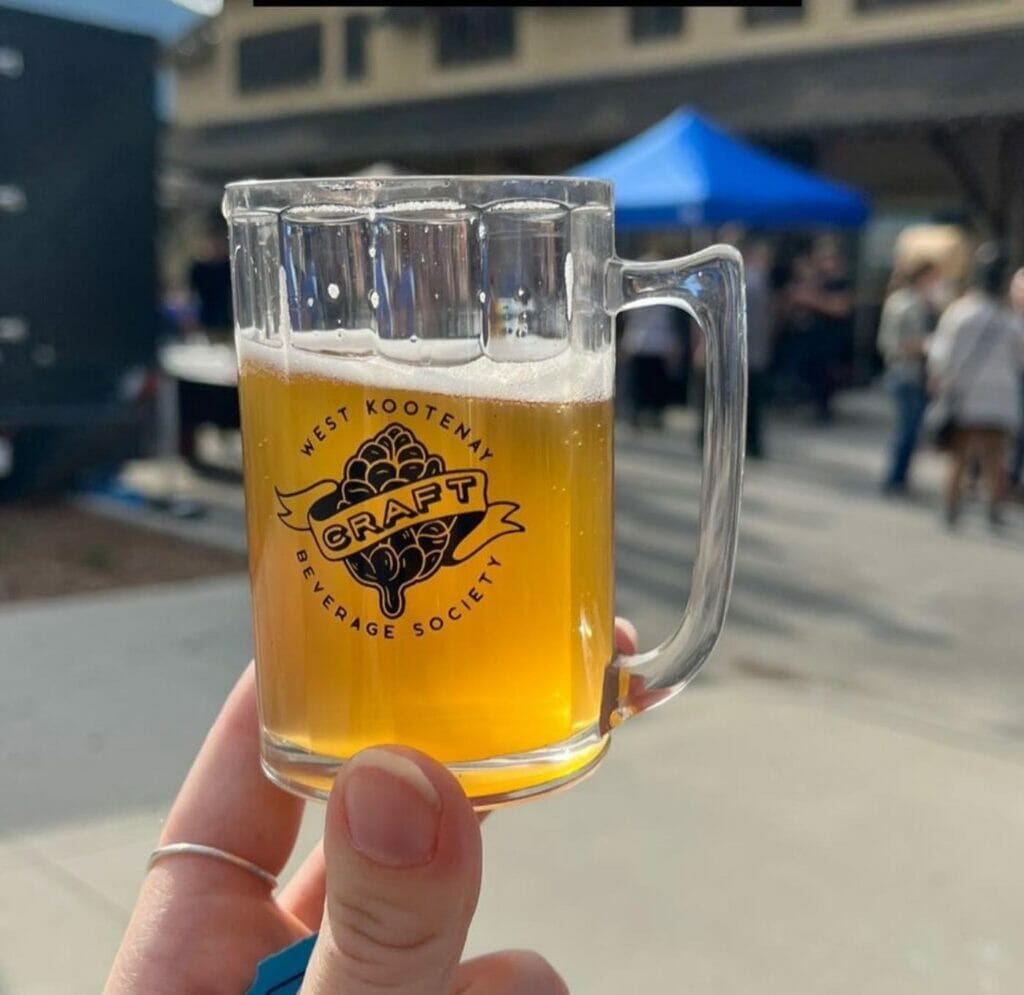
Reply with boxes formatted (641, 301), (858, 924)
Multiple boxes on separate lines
(343, 749), (442, 867)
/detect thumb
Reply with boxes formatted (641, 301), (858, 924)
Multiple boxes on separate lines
(301, 747), (482, 995)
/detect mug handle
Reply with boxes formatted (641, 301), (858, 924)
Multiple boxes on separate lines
(603, 245), (747, 729)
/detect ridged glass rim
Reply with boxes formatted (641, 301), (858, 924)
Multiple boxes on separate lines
(222, 175), (613, 218)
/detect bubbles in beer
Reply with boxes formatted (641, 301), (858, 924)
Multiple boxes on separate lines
(368, 289), (380, 308)
(327, 283), (340, 300)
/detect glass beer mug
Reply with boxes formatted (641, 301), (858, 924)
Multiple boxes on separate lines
(223, 177), (746, 808)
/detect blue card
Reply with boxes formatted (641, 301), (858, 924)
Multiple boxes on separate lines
(245, 933), (317, 995)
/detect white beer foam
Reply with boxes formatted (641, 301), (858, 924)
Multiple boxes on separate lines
(484, 199), (566, 214)
(237, 332), (612, 403)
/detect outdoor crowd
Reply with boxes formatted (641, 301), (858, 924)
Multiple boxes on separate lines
(878, 243), (1024, 529)
(619, 234), (858, 456)
(619, 234), (1024, 530)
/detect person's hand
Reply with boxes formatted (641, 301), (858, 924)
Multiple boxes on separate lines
(105, 620), (638, 995)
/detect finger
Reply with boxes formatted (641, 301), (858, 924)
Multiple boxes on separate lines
(278, 840), (326, 931)
(107, 666), (306, 995)
(280, 798), (487, 931)
(301, 747), (482, 995)
(455, 950), (569, 995)
(158, 663), (304, 891)
(615, 617), (638, 655)
(614, 618), (648, 701)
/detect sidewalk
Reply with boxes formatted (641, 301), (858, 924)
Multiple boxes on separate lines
(1, 580), (1023, 994)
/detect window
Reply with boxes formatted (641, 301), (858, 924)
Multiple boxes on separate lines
(857, 0), (957, 8)
(437, 8), (515, 66)
(744, 6), (806, 27)
(238, 25), (321, 93)
(630, 7), (685, 42)
(344, 14), (369, 81)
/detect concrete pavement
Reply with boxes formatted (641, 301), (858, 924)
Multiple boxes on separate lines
(2, 389), (1024, 993)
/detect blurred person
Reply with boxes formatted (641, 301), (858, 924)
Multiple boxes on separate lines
(812, 235), (857, 375)
(107, 624), (638, 995)
(878, 260), (943, 495)
(188, 219), (233, 340)
(928, 244), (1024, 529)
(159, 285), (198, 343)
(769, 243), (816, 406)
(1009, 266), (1024, 498)
(789, 236), (855, 423)
(175, 220), (237, 469)
(742, 238), (774, 458)
(621, 280), (683, 428)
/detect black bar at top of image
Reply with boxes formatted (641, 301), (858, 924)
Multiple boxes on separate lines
(251, 2), (804, 8)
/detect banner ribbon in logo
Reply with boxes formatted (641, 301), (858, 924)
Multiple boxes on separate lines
(277, 470), (523, 564)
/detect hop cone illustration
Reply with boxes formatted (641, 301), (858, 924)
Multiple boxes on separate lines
(311, 423), (481, 618)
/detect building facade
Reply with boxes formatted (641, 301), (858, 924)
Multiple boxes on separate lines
(168, 2), (1024, 259)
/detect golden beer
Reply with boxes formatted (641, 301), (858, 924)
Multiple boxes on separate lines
(239, 343), (614, 802)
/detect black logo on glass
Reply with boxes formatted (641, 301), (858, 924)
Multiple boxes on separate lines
(277, 423), (523, 618)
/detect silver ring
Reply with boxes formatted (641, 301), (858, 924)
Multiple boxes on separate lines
(147, 843), (278, 890)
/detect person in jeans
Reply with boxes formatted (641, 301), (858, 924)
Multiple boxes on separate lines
(928, 244), (1024, 528)
(878, 260), (942, 495)
(774, 237), (854, 423)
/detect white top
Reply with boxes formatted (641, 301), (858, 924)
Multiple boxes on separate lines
(927, 293), (1024, 431)
(877, 287), (931, 380)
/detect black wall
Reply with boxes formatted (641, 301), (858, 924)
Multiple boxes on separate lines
(0, 6), (157, 416)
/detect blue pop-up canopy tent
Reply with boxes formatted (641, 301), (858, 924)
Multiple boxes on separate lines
(572, 109), (870, 229)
